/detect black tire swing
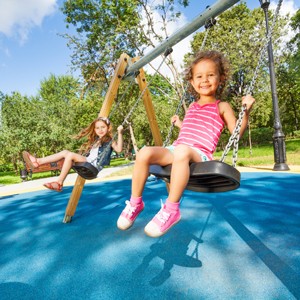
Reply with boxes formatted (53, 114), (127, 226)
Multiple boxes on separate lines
(149, 161), (241, 193)
(72, 162), (99, 180)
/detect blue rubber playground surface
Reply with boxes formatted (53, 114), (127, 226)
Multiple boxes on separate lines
(0, 171), (300, 299)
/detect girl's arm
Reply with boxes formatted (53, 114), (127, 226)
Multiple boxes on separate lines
(112, 125), (123, 153)
(171, 102), (194, 129)
(171, 115), (182, 128)
(221, 94), (255, 137)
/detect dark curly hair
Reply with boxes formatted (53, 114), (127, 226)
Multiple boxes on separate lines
(184, 50), (230, 100)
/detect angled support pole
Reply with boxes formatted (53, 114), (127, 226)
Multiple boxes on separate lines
(63, 53), (131, 223)
(134, 61), (163, 147)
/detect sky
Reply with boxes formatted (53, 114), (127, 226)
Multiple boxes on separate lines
(0, 0), (299, 97)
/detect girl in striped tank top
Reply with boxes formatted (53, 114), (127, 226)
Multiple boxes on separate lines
(117, 50), (255, 237)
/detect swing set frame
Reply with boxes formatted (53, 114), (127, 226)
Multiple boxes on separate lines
(62, 0), (283, 223)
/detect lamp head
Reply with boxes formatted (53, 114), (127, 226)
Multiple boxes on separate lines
(259, 0), (270, 9)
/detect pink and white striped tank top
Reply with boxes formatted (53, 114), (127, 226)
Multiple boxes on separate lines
(173, 100), (224, 160)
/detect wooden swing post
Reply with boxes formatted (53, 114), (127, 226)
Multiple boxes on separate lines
(63, 53), (131, 223)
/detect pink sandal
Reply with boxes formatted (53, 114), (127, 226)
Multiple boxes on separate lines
(43, 182), (63, 192)
(22, 151), (40, 169)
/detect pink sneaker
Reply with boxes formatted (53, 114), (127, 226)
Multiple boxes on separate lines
(117, 200), (144, 230)
(144, 201), (181, 238)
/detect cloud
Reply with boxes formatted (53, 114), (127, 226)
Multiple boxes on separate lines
(270, 0), (298, 17)
(269, 0), (298, 45)
(0, 0), (57, 44)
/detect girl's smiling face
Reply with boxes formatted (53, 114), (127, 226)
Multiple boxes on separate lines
(94, 120), (109, 138)
(190, 59), (223, 98)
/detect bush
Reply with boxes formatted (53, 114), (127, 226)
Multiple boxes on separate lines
(0, 164), (14, 172)
(286, 130), (300, 139)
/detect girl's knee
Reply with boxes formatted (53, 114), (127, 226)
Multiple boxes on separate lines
(64, 150), (74, 160)
(136, 147), (155, 162)
(61, 150), (70, 156)
(173, 145), (190, 161)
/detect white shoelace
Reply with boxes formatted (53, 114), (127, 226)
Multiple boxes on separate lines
(156, 199), (170, 224)
(123, 200), (136, 217)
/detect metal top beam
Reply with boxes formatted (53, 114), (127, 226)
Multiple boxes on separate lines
(125, 0), (239, 77)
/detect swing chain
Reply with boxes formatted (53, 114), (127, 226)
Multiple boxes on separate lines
(220, 105), (247, 167)
(109, 74), (138, 118)
(200, 19), (214, 50)
(120, 48), (173, 128)
(163, 83), (189, 147)
(245, 0), (283, 95)
(222, 0), (283, 167)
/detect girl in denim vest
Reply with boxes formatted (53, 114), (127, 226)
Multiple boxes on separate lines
(23, 117), (123, 192)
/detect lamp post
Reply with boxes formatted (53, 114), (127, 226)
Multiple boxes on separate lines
(259, 0), (289, 171)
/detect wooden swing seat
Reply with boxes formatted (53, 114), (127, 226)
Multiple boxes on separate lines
(23, 159), (64, 180)
(149, 160), (240, 192)
(72, 162), (99, 180)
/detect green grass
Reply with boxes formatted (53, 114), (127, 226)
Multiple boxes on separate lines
(109, 157), (133, 167)
(0, 139), (299, 186)
(214, 139), (300, 167)
(0, 170), (65, 185)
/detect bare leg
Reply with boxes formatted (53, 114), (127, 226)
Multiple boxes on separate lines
(36, 150), (72, 165)
(117, 146), (174, 230)
(131, 146), (174, 197)
(40, 150), (87, 185)
(167, 145), (202, 203)
(143, 145), (202, 237)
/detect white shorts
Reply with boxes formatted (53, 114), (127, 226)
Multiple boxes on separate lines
(165, 145), (209, 162)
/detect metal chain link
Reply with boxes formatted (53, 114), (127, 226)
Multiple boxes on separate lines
(108, 78), (136, 118)
(220, 105), (247, 167)
(163, 82), (189, 147)
(245, 0), (283, 95)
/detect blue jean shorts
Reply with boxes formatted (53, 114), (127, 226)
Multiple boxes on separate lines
(165, 145), (209, 162)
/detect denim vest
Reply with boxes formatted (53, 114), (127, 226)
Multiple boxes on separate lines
(96, 141), (113, 167)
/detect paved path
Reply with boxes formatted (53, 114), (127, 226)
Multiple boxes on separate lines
(0, 163), (133, 197)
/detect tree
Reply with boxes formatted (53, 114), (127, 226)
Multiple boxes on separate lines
(0, 92), (39, 173)
(37, 74), (82, 154)
(61, 0), (189, 100)
(276, 9), (300, 135)
(0, 75), (84, 172)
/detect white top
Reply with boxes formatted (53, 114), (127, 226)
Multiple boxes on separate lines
(86, 147), (99, 167)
